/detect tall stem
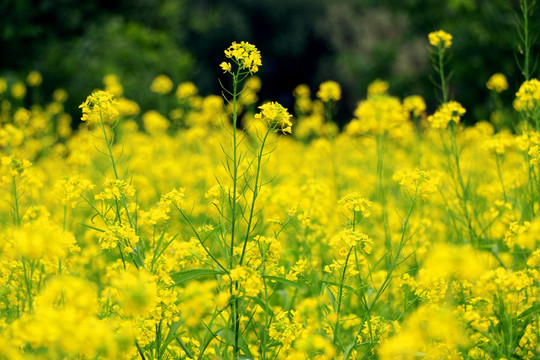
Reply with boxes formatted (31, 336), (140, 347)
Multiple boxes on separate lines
(11, 178), (20, 226)
(376, 135), (391, 266)
(240, 127), (272, 265)
(438, 48), (448, 103)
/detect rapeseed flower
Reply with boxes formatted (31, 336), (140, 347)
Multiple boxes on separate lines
(428, 30), (453, 48)
(79, 90), (118, 124)
(255, 101), (293, 133)
(316, 81), (341, 102)
(427, 101), (466, 129)
(150, 74), (174, 94)
(515, 78), (540, 111)
(223, 41), (262, 74)
(26, 71), (42, 87)
(486, 73), (508, 93)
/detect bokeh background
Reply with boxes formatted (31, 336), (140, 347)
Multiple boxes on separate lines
(1, 0), (537, 126)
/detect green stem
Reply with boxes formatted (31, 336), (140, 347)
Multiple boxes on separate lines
(333, 247), (353, 347)
(495, 153), (508, 202)
(239, 127), (272, 265)
(11, 178), (20, 226)
(21, 258), (34, 311)
(345, 192), (418, 360)
(229, 69), (241, 360)
(376, 135), (391, 266)
(521, 0), (532, 81)
(438, 47), (448, 103)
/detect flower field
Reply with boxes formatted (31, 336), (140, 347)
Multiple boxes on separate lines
(0, 27), (539, 360)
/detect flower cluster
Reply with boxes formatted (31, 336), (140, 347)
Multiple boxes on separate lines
(150, 74), (174, 94)
(427, 101), (466, 129)
(316, 81), (341, 102)
(221, 41), (262, 74)
(486, 73), (508, 93)
(79, 90), (118, 124)
(255, 101), (293, 133)
(339, 193), (373, 217)
(1, 35), (540, 360)
(515, 78), (540, 111)
(428, 30), (453, 48)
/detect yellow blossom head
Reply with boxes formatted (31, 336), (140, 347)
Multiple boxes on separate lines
(176, 81), (198, 99)
(26, 71), (42, 87)
(403, 95), (426, 117)
(255, 101), (293, 133)
(316, 81), (341, 102)
(515, 78), (540, 111)
(223, 41), (262, 74)
(428, 30), (453, 48)
(367, 79), (389, 96)
(11, 81), (26, 99)
(486, 73), (508, 93)
(53, 88), (68, 103)
(150, 74), (174, 94)
(427, 101), (466, 129)
(103, 74), (124, 97)
(79, 90), (118, 124)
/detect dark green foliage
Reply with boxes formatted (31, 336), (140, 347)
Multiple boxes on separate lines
(1, 0), (538, 126)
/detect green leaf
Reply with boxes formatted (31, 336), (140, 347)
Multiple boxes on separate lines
(215, 328), (253, 358)
(248, 296), (274, 316)
(164, 318), (184, 346)
(171, 268), (224, 285)
(321, 279), (356, 292)
(342, 341), (357, 360)
(79, 223), (105, 232)
(263, 275), (306, 290)
(517, 303), (540, 319)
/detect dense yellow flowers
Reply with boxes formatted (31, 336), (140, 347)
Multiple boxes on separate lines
(515, 78), (540, 111)
(1, 35), (539, 360)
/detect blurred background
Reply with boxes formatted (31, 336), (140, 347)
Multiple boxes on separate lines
(1, 0), (537, 127)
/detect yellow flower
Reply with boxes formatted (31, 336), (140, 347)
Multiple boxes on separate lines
(339, 193), (373, 217)
(316, 81), (341, 102)
(293, 84), (310, 98)
(143, 110), (169, 134)
(150, 74), (174, 94)
(428, 30), (453, 48)
(95, 178), (136, 200)
(486, 73), (508, 93)
(176, 81), (198, 99)
(403, 95), (426, 117)
(79, 90), (118, 124)
(515, 78), (540, 111)
(52, 88), (68, 103)
(219, 61), (232, 73)
(367, 79), (389, 96)
(224, 41), (262, 74)
(11, 81), (26, 99)
(394, 168), (439, 200)
(427, 101), (466, 129)
(103, 74), (124, 96)
(26, 71), (42, 87)
(255, 101), (293, 133)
